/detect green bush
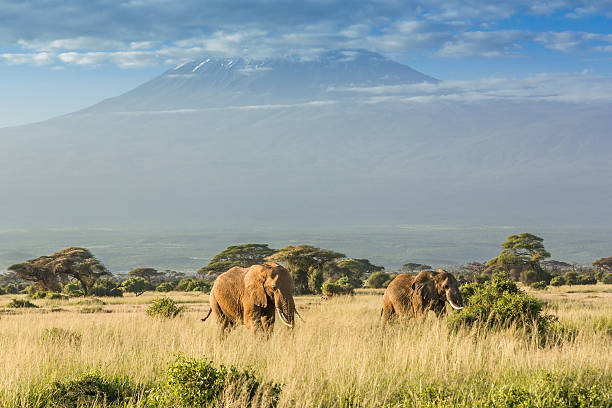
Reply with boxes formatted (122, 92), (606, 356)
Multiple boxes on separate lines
(577, 274), (597, 285)
(563, 271), (579, 285)
(121, 277), (154, 295)
(448, 273), (557, 335)
(366, 271), (391, 288)
(0, 286), (5, 295)
(146, 297), (184, 319)
(307, 268), (324, 294)
(4, 283), (20, 294)
(156, 281), (177, 292)
(603, 273), (612, 284)
(26, 371), (140, 408)
(550, 276), (565, 286)
(175, 278), (212, 293)
(322, 277), (354, 297)
(7, 298), (38, 308)
(46, 292), (68, 300)
(62, 280), (85, 297)
(91, 278), (123, 297)
(146, 356), (281, 408)
(530, 281), (547, 290)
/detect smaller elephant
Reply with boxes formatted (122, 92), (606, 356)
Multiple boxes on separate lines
(382, 269), (463, 323)
(202, 262), (304, 336)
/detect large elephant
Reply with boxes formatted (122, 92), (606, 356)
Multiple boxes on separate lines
(202, 262), (303, 335)
(381, 269), (464, 323)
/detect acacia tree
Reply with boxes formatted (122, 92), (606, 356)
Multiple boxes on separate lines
(9, 247), (109, 293)
(267, 245), (345, 294)
(198, 244), (275, 276)
(593, 257), (612, 273)
(325, 258), (384, 288)
(401, 263), (432, 273)
(486, 233), (551, 283)
(128, 267), (163, 284)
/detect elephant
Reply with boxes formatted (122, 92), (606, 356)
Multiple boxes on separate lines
(381, 269), (464, 323)
(201, 261), (304, 336)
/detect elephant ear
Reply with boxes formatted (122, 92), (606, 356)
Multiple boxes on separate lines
(244, 265), (268, 308)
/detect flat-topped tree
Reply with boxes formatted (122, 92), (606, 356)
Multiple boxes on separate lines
(593, 257), (612, 274)
(267, 245), (345, 294)
(197, 244), (275, 276)
(487, 233), (551, 283)
(128, 267), (163, 284)
(402, 263), (432, 273)
(8, 247), (109, 293)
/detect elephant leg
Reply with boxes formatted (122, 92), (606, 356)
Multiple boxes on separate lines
(211, 296), (234, 338)
(382, 302), (395, 325)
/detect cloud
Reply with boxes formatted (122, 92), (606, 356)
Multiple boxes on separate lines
(0, 0), (611, 68)
(334, 72), (612, 103)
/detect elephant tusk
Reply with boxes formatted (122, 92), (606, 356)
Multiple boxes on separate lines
(448, 298), (464, 310)
(276, 308), (293, 328)
(295, 309), (306, 323)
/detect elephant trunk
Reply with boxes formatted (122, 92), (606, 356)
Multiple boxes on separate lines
(275, 290), (295, 328)
(446, 288), (464, 310)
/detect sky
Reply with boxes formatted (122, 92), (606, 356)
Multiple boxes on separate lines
(1, 0), (612, 127)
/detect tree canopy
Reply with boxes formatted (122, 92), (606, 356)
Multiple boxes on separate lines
(128, 267), (164, 283)
(198, 244), (275, 276)
(593, 257), (612, 273)
(487, 233), (551, 283)
(8, 247), (109, 293)
(401, 263), (432, 273)
(267, 245), (345, 294)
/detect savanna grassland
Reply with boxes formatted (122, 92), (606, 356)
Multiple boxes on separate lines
(0, 285), (610, 407)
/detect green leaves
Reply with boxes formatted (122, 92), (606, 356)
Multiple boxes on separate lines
(198, 244), (275, 276)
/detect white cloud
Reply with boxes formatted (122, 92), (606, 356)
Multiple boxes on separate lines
(0, 52), (53, 65)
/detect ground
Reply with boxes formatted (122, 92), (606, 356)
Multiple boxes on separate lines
(0, 285), (610, 407)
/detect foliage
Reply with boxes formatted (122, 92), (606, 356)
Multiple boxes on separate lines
(62, 280), (84, 297)
(91, 278), (123, 297)
(324, 258), (383, 289)
(487, 233), (551, 284)
(3, 283), (21, 294)
(401, 263), (432, 273)
(603, 273), (612, 284)
(530, 281), (547, 290)
(128, 267), (164, 284)
(267, 245), (345, 295)
(198, 244), (276, 276)
(26, 371), (139, 408)
(395, 373), (610, 407)
(8, 247), (109, 294)
(146, 297), (184, 319)
(550, 276), (565, 286)
(593, 256), (612, 274)
(448, 273), (557, 335)
(577, 274), (597, 285)
(7, 298), (38, 308)
(146, 355), (282, 408)
(322, 277), (354, 297)
(175, 278), (212, 292)
(156, 281), (177, 292)
(365, 271), (391, 288)
(121, 277), (154, 296)
(307, 267), (324, 294)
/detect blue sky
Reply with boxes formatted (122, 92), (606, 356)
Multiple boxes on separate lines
(1, 0), (612, 127)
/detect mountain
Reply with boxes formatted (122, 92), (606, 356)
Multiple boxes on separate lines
(0, 49), (611, 230)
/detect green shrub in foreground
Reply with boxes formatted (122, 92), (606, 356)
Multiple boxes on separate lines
(146, 355), (282, 408)
(26, 371), (140, 408)
(7, 298), (38, 308)
(146, 297), (184, 318)
(395, 373), (610, 407)
(449, 273), (557, 335)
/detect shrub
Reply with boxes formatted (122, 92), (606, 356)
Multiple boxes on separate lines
(322, 277), (354, 297)
(146, 356), (281, 408)
(146, 297), (184, 319)
(175, 278), (212, 292)
(62, 280), (85, 297)
(563, 271), (579, 285)
(550, 276), (565, 286)
(603, 273), (612, 284)
(121, 277), (154, 295)
(4, 283), (20, 294)
(46, 292), (68, 300)
(7, 298), (38, 308)
(448, 273), (557, 335)
(42, 327), (82, 346)
(91, 278), (123, 297)
(530, 281), (547, 290)
(156, 281), (176, 292)
(366, 271), (391, 288)
(577, 274), (597, 285)
(307, 268), (324, 294)
(27, 289), (48, 299)
(0, 286), (5, 295)
(26, 371), (139, 408)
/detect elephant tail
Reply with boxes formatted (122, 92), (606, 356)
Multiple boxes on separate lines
(201, 308), (212, 322)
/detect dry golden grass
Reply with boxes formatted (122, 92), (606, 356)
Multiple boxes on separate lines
(0, 285), (610, 407)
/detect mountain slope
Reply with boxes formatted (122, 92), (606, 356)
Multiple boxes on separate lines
(0, 50), (610, 229)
